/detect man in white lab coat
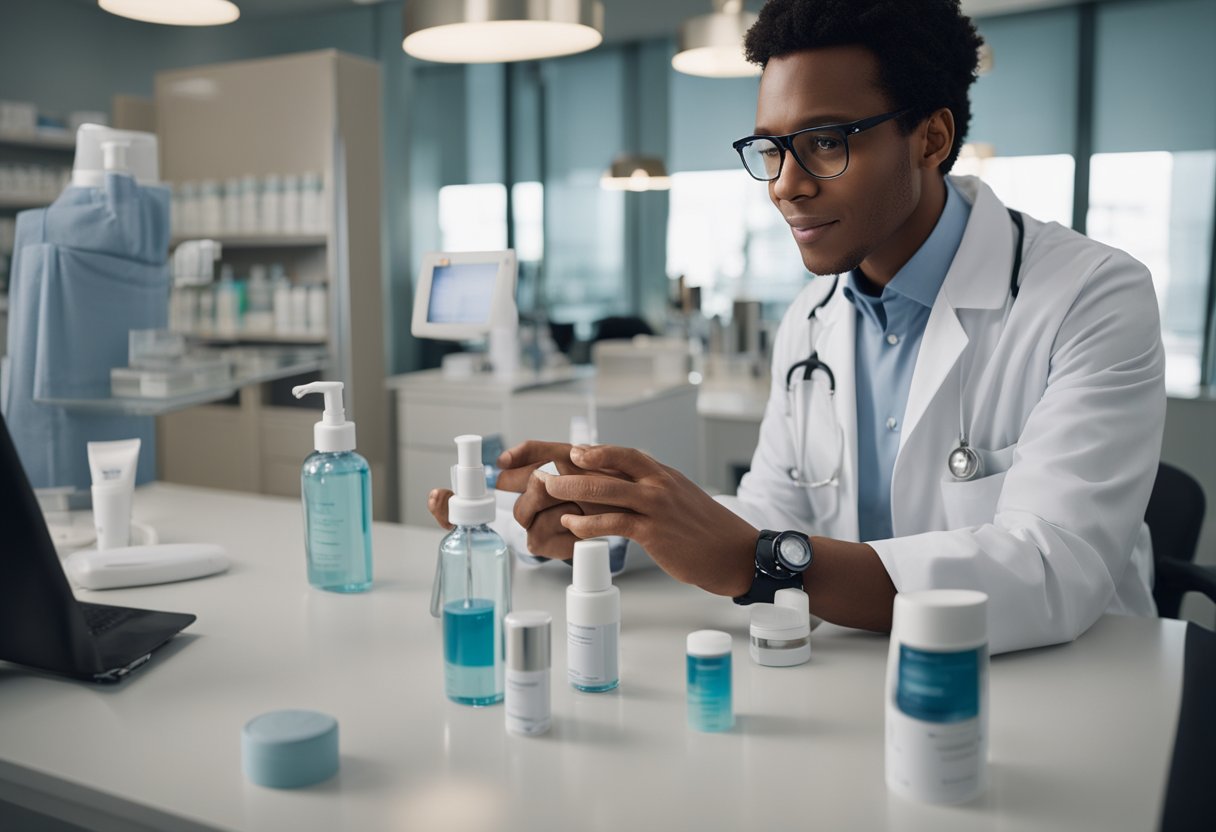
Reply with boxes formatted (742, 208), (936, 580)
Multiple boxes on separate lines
(429, 0), (1165, 654)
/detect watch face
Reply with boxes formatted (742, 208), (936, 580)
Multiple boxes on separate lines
(776, 534), (811, 570)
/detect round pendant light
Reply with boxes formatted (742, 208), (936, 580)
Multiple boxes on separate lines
(98, 0), (240, 26)
(403, 0), (604, 64)
(672, 0), (761, 79)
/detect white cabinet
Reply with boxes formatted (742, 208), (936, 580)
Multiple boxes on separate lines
(388, 370), (701, 526)
(153, 50), (387, 516)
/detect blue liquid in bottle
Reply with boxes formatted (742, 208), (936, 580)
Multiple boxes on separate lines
(302, 450), (373, 593)
(443, 599), (498, 705)
(687, 652), (734, 732)
(440, 524), (509, 706)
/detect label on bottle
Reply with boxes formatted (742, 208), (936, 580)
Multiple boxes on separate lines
(567, 621), (619, 688)
(896, 645), (981, 723)
(505, 668), (550, 734)
(887, 644), (987, 803)
(303, 470), (368, 578)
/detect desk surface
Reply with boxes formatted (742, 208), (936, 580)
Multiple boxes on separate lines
(0, 484), (1188, 832)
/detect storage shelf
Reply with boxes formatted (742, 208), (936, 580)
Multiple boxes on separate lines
(170, 234), (327, 249)
(35, 354), (327, 416)
(0, 131), (75, 151)
(186, 329), (328, 345)
(0, 195), (52, 210)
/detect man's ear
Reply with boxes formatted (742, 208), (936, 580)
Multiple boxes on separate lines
(920, 107), (955, 171)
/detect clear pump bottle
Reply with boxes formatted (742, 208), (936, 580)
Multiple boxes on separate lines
(437, 435), (511, 707)
(292, 381), (373, 593)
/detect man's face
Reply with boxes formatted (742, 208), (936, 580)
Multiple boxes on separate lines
(755, 46), (921, 277)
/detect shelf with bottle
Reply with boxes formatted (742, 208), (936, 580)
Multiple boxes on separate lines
(170, 262), (328, 343)
(169, 233), (327, 249)
(0, 131), (76, 152)
(36, 344), (328, 417)
(171, 171), (328, 240)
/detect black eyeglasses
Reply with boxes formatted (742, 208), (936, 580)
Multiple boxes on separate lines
(732, 109), (910, 182)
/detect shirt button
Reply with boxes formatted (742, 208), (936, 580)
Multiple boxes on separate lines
(886, 333), (900, 346)
(886, 417), (898, 431)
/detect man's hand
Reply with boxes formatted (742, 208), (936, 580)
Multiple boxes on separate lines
(542, 444), (759, 596)
(427, 440), (622, 560)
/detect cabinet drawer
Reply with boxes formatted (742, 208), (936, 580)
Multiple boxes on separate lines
(399, 401), (503, 449)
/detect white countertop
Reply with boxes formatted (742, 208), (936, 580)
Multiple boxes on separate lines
(0, 484), (1186, 831)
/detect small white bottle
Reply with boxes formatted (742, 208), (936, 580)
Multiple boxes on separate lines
(505, 611), (552, 736)
(223, 177), (242, 234)
(282, 173), (302, 234)
(240, 174), (259, 234)
(260, 174), (282, 235)
(566, 538), (620, 692)
(272, 265), (292, 334)
(885, 590), (989, 805)
(290, 283), (309, 335)
(307, 283), (327, 336)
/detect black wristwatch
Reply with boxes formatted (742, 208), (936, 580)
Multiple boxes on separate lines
(733, 530), (813, 606)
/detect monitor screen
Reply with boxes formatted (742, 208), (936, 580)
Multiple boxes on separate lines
(426, 261), (501, 325)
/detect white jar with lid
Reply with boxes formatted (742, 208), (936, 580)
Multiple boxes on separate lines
(748, 601), (811, 667)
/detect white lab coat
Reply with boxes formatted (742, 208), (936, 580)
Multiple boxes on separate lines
(728, 175), (1165, 655)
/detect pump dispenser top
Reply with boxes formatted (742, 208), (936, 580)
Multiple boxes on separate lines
(449, 435), (494, 526)
(292, 381), (356, 452)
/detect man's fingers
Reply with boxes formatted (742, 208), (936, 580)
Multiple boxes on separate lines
(543, 474), (654, 513)
(560, 511), (640, 541)
(569, 444), (665, 482)
(427, 488), (455, 531)
(514, 473), (569, 528)
(498, 440), (572, 470)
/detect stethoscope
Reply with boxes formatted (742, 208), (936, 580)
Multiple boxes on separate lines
(785, 209), (1025, 486)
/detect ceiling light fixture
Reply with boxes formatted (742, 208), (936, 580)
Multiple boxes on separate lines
(403, 0), (604, 64)
(672, 0), (761, 79)
(600, 155), (671, 192)
(98, 0), (240, 26)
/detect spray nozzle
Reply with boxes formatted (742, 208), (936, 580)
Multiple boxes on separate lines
(293, 381), (346, 426)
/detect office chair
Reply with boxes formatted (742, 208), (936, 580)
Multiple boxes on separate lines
(1146, 462), (1212, 619)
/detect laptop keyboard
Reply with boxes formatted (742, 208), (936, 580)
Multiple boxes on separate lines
(79, 603), (140, 635)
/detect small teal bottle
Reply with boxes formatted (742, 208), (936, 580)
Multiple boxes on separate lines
(437, 435), (510, 707)
(687, 630), (734, 732)
(292, 381), (373, 593)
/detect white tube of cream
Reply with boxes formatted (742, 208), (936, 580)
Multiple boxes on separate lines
(87, 438), (140, 550)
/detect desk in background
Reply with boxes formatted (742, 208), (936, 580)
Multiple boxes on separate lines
(0, 485), (1194, 831)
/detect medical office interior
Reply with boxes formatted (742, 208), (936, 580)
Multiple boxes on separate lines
(0, 0), (1214, 829)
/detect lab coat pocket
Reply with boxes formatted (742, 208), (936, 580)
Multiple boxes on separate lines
(940, 470), (1007, 530)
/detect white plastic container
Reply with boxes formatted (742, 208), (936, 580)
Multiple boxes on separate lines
(505, 611), (552, 736)
(240, 174), (259, 234)
(307, 284), (327, 336)
(566, 538), (620, 692)
(282, 173), (302, 234)
(223, 177), (242, 234)
(290, 285), (309, 335)
(748, 602), (811, 667)
(885, 590), (989, 805)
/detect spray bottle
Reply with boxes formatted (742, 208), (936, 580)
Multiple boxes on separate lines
(438, 435), (511, 706)
(292, 381), (373, 592)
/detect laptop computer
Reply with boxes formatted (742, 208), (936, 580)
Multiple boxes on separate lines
(0, 413), (195, 683)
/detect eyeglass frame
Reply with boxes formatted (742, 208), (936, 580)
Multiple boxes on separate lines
(732, 108), (912, 182)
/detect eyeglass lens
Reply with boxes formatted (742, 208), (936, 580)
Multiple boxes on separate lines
(740, 128), (849, 181)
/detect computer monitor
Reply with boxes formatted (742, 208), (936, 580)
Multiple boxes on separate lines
(411, 250), (518, 341)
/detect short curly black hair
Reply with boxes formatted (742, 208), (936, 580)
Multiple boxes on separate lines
(744, 0), (983, 174)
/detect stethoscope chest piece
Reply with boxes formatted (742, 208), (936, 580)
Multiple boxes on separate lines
(947, 439), (983, 481)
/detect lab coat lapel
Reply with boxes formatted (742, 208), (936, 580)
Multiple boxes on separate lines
(816, 285), (859, 542)
(898, 178), (1015, 455)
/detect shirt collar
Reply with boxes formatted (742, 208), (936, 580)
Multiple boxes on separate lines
(843, 176), (971, 312)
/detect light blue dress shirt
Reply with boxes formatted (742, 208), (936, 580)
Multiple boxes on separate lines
(843, 178), (971, 541)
